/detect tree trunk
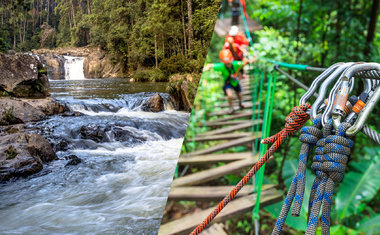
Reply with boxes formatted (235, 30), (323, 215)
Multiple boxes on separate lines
(23, 11), (27, 44)
(181, 0), (187, 56)
(47, 0), (50, 24)
(71, 1), (77, 27)
(87, 0), (91, 14)
(187, 0), (193, 58)
(13, 31), (16, 49)
(155, 34), (158, 69)
(295, 0), (303, 63)
(365, 0), (379, 56)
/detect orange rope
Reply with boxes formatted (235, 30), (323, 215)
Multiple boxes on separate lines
(190, 104), (311, 235)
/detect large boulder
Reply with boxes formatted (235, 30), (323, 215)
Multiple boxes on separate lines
(0, 97), (67, 124)
(167, 74), (199, 112)
(141, 93), (165, 112)
(38, 53), (65, 80)
(0, 53), (50, 98)
(83, 48), (122, 78)
(0, 132), (57, 181)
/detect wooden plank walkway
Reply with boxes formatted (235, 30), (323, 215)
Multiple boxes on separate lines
(178, 152), (252, 165)
(203, 110), (255, 126)
(198, 120), (262, 136)
(172, 157), (257, 187)
(200, 120), (250, 128)
(200, 224), (227, 235)
(187, 132), (251, 142)
(160, 71), (282, 235)
(158, 189), (283, 235)
(219, 95), (252, 102)
(169, 184), (275, 201)
(208, 102), (255, 116)
(187, 135), (256, 157)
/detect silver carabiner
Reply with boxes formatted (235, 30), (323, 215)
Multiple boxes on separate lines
(310, 62), (355, 122)
(346, 84), (380, 136)
(299, 62), (343, 106)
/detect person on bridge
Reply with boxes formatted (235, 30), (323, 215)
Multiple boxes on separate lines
(224, 25), (249, 61)
(204, 49), (255, 114)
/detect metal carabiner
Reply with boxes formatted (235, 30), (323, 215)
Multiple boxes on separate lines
(330, 63), (380, 129)
(310, 62), (355, 122)
(299, 62), (343, 106)
(321, 64), (356, 126)
(346, 84), (380, 136)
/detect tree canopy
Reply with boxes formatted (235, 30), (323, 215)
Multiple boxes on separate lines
(0, 0), (220, 74)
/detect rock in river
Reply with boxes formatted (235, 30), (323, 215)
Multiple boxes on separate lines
(0, 53), (50, 98)
(0, 132), (57, 181)
(141, 93), (164, 112)
(0, 97), (67, 124)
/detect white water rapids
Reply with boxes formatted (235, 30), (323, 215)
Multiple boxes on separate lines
(0, 79), (188, 234)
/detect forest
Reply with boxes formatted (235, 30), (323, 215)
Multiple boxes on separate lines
(0, 0), (219, 75)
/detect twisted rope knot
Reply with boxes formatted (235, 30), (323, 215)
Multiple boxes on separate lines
(263, 103), (311, 145)
(307, 121), (354, 235)
(272, 116), (322, 235)
(311, 124), (353, 183)
(299, 126), (323, 145)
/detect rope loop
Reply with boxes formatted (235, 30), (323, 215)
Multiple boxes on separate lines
(263, 103), (311, 145)
(272, 115), (322, 235)
(307, 121), (353, 235)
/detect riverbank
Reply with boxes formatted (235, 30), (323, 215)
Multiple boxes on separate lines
(0, 53), (67, 181)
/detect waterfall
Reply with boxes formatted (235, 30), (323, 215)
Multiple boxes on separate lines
(64, 56), (86, 80)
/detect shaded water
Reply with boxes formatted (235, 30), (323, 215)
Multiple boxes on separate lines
(0, 78), (188, 234)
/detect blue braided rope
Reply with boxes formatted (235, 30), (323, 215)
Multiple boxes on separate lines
(307, 120), (353, 235)
(272, 116), (323, 235)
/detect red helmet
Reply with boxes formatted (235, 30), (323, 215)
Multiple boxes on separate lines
(219, 49), (234, 63)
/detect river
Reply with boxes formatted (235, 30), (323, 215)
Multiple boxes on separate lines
(0, 58), (188, 234)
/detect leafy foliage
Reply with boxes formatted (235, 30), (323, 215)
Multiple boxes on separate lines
(0, 0), (219, 75)
(336, 155), (380, 220)
(181, 0), (380, 233)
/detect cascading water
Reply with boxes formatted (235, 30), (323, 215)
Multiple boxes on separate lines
(0, 78), (188, 234)
(64, 56), (86, 80)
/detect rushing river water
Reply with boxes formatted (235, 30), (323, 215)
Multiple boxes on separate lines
(0, 78), (189, 234)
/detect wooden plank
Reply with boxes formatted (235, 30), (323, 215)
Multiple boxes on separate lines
(188, 135), (257, 157)
(178, 152), (252, 165)
(199, 121), (262, 137)
(169, 184), (275, 201)
(208, 102), (255, 116)
(200, 120), (250, 128)
(205, 110), (254, 125)
(219, 95), (252, 102)
(200, 223), (227, 235)
(172, 157), (257, 187)
(158, 189), (283, 235)
(216, 101), (259, 108)
(187, 132), (251, 142)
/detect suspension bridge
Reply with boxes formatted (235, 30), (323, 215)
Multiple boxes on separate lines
(159, 64), (283, 235)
